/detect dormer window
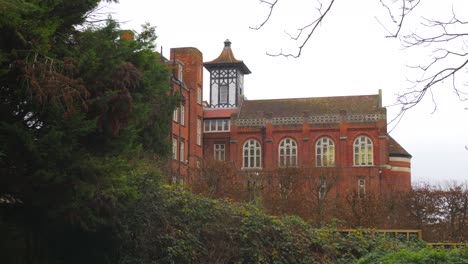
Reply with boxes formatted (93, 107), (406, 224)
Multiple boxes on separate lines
(204, 119), (230, 132)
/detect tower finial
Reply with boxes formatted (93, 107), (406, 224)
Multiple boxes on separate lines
(224, 39), (231, 48)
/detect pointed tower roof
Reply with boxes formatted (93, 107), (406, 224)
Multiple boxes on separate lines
(204, 39), (251, 74)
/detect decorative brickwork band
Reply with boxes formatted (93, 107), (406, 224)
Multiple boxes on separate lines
(235, 118), (266, 126)
(272, 116), (303, 125)
(234, 113), (385, 127)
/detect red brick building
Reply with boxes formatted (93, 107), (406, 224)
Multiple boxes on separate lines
(168, 47), (204, 184)
(169, 40), (411, 200)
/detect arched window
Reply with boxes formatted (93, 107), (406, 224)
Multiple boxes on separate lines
(243, 139), (261, 168)
(353, 136), (374, 166)
(316, 137), (335, 167)
(279, 138), (297, 167)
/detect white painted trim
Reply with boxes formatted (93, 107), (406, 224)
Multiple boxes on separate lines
(391, 166), (411, 173)
(389, 157), (411, 163)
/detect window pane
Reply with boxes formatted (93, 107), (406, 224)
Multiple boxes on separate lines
(220, 85), (228, 104)
(330, 148), (335, 165)
(180, 105), (185, 125)
(279, 138), (297, 167)
(197, 87), (202, 104)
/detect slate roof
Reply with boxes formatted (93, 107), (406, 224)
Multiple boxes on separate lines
(237, 94), (382, 118)
(389, 136), (412, 158)
(204, 39), (251, 74)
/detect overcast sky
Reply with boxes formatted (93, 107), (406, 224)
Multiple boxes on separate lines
(102, 0), (468, 185)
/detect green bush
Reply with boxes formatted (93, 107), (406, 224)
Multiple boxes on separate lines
(357, 247), (468, 264)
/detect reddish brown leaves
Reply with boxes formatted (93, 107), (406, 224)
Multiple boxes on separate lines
(17, 54), (89, 118)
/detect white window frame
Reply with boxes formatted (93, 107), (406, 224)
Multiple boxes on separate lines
(316, 137), (335, 167)
(278, 138), (297, 167)
(177, 63), (183, 81)
(353, 136), (374, 166)
(197, 118), (202, 146)
(219, 85), (228, 104)
(214, 144), (225, 161)
(180, 104), (185, 126)
(204, 119), (230, 133)
(243, 139), (261, 169)
(358, 178), (366, 198)
(172, 138), (177, 160)
(180, 140), (185, 162)
(173, 108), (178, 122)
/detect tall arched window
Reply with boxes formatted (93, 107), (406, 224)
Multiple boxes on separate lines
(243, 139), (261, 168)
(353, 136), (374, 166)
(316, 137), (335, 167)
(279, 138), (297, 167)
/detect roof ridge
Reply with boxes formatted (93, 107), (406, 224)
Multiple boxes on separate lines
(245, 94), (379, 102)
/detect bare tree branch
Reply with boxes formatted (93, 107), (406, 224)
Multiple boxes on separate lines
(250, 0), (280, 30)
(253, 0), (420, 57)
(391, 0), (419, 38)
(252, 0), (468, 127)
(391, 10), (468, 123)
(267, 0), (336, 58)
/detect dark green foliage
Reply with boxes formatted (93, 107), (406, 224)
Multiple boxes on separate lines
(1, 1), (175, 263)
